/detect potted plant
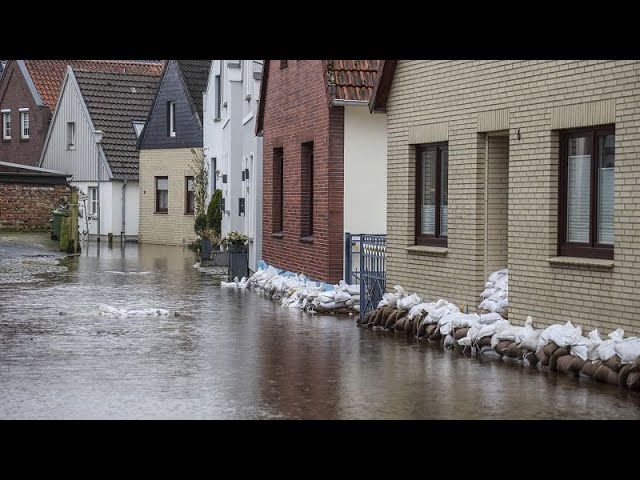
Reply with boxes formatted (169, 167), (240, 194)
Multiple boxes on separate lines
(220, 230), (249, 252)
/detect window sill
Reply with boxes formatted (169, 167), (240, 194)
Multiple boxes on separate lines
(20, 138), (29, 142)
(406, 245), (448, 256)
(244, 94), (252, 102)
(299, 235), (314, 244)
(242, 112), (254, 125)
(272, 232), (283, 239)
(2, 139), (10, 143)
(184, 212), (194, 216)
(154, 211), (168, 215)
(546, 256), (614, 269)
(213, 118), (221, 123)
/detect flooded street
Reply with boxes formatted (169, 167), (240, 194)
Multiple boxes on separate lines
(1, 234), (639, 419)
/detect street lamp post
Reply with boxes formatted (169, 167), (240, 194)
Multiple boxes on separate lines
(93, 130), (103, 243)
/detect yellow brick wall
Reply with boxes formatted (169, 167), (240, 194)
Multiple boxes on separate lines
(138, 148), (200, 246)
(386, 60), (640, 335)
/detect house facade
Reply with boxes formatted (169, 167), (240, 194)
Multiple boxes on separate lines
(138, 60), (211, 245)
(203, 60), (263, 272)
(256, 60), (386, 284)
(0, 60), (163, 168)
(371, 60), (640, 335)
(40, 67), (160, 240)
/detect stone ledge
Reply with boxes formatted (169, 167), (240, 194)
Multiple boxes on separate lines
(546, 256), (614, 268)
(406, 245), (448, 256)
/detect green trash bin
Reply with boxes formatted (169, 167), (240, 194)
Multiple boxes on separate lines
(51, 209), (68, 241)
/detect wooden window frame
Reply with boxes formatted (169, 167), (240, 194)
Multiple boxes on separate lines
(300, 141), (314, 239)
(185, 176), (194, 215)
(558, 125), (615, 260)
(272, 147), (284, 234)
(155, 176), (168, 214)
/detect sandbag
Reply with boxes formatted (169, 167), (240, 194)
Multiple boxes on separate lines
(394, 316), (407, 332)
(549, 348), (570, 372)
(581, 360), (601, 378)
(569, 356), (586, 373)
(417, 316), (428, 338)
(594, 364), (620, 385)
(443, 334), (455, 348)
(504, 343), (525, 359)
(618, 364), (632, 388)
(494, 340), (513, 354)
(605, 355), (622, 373)
(454, 327), (470, 341)
(630, 357), (640, 373)
(543, 342), (559, 358)
(428, 329), (442, 342)
(480, 345), (502, 360)
(518, 329), (542, 352)
(372, 308), (385, 327)
(381, 306), (397, 324)
(404, 317), (415, 336)
(524, 352), (539, 366)
(536, 349), (549, 366)
(477, 336), (492, 348)
(412, 315), (420, 337)
(626, 371), (640, 391)
(556, 355), (577, 375)
(426, 324), (438, 337)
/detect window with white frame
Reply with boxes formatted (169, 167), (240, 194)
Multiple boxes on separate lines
(168, 102), (176, 137)
(66, 122), (76, 150)
(133, 121), (144, 138)
(245, 61), (254, 100)
(214, 74), (221, 120)
(2, 110), (11, 140)
(19, 108), (29, 139)
(88, 187), (98, 216)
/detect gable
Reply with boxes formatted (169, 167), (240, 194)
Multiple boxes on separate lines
(139, 60), (203, 150)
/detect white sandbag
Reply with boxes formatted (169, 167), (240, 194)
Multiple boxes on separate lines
(443, 334), (455, 348)
(352, 304), (360, 312)
(318, 292), (336, 303)
(586, 329), (603, 361)
(518, 329), (542, 352)
(614, 337), (640, 364)
(377, 299), (389, 308)
(347, 284), (360, 295)
(489, 268), (508, 283)
(480, 287), (495, 299)
(334, 291), (352, 303)
(597, 328), (624, 361)
(479, 312), (503, 324)
(397, 293), (421, 311)
(318, 301), (336, 310)
(408, 302), (431, 320)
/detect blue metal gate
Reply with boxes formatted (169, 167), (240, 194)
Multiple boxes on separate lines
(359, 234), (387, 319)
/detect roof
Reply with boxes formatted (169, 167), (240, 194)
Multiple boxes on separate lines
(74, 69), (161, 179)
(24, 60), (164, 109)
(176, 60), (211, 122)
(326, 60), (381, 102)
(256, 60), (382, 133)
(368, 60), (398, 112)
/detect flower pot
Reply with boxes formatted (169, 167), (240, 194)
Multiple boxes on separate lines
(200, 238), (212, 259)
(227, 244), (248, 253)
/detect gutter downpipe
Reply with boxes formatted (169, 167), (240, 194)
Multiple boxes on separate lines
(484, 134), (489, 282)
(330, 99), (369, 107)
(121, 179), (127, 245)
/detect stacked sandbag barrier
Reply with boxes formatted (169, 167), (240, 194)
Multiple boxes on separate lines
(358, 269), (640, 392)
(231, 261), (360, 315)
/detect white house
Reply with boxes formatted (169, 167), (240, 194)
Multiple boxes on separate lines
(203, 60), (263, 272)
(39, 66), (161, 240)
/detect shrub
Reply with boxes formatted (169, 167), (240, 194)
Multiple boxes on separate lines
(207, 189), (222, 236)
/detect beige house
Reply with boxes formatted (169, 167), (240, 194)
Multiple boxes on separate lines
(371, 60), (640, 335)
(137, 60), (211, 245)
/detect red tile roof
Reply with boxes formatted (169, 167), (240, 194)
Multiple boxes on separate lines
(326, 60), (381, 102)
(24, 60), (164, 108)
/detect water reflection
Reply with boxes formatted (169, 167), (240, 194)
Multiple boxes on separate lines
(0, 238), (639, 419)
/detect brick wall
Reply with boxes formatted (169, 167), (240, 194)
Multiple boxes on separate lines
(0, 61), (51, 167)
(138, 147), (199, 245)
(261, 60), (345, 283)
(386, 60), (640, 335)
(0, 182), (70, 229)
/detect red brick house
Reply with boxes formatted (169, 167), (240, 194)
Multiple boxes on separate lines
(256, 60), (386, 284)
(0, 60), (163, 167)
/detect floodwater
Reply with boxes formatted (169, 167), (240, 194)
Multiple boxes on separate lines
(1, 234), (639, 419)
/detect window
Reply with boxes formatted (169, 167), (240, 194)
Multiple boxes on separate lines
(2, 110), (11, 140)
(168, 102), (176, 137)
(301, 142), (314, 238)
(185, 176), (194, 214)
(272, 147), (284, 233)
(559, 126), (614, 259)
(245, 61), (254, 100)
(88, 186), (98, 216)
(214, 74), (221, 120)
(280, 60), (288, 69)
(66, 122), (75, 150)
(132, 121), (144, 138)
(416, 143), (448, 246)
(245, 154), (254, 237)
(19, 109), (29, 139)
(156, 176), (168, 213)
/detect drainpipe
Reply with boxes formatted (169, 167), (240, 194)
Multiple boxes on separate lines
(121, 179), (127, 243)
(484, 135), (489, 281)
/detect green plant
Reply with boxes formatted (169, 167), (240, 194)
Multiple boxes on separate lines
(207, 189), (222, 236)
(220, 230), (249, 248)
(194, 211), (207, 237)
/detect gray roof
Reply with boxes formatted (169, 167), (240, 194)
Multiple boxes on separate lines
(176, 60), (211, 122)
(74, 69), (161, 180)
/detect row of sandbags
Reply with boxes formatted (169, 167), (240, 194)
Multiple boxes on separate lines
(246, 262), (360, 314)
(360, 286), (640, 391)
